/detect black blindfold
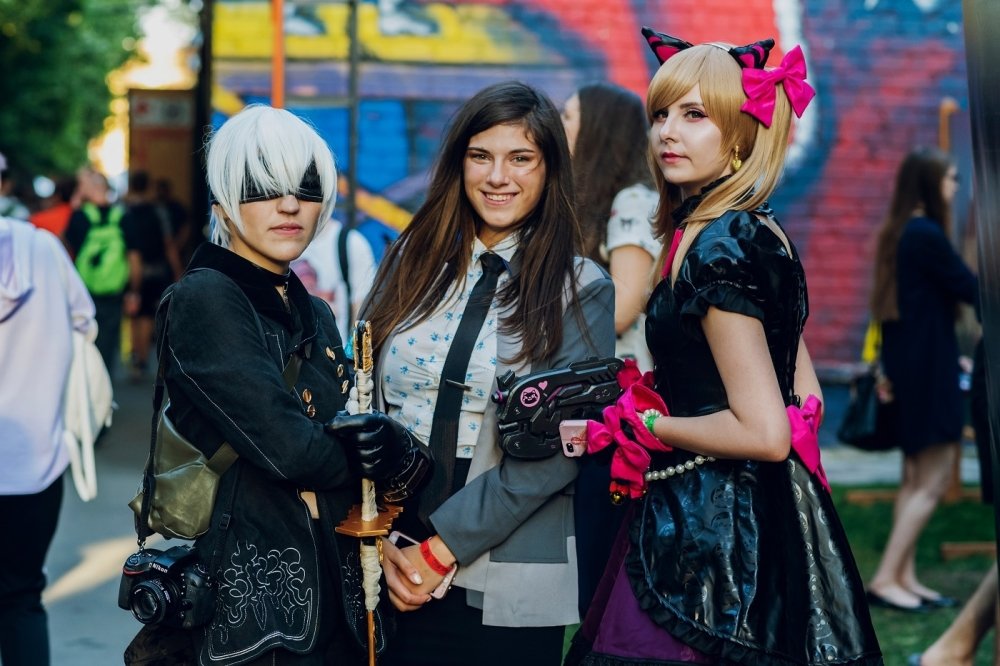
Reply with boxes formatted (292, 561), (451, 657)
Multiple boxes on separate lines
(212, 160), (324, 205)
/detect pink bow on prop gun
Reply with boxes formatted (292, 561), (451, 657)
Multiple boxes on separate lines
(740, 46), (816, 128)
(787, 394), (829, 493)
(585, 360), (672, 501)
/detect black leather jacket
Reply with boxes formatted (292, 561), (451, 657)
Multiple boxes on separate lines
(157, 242), (365, 665)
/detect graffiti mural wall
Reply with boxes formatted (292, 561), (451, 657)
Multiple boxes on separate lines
(212, 0), (969, 364)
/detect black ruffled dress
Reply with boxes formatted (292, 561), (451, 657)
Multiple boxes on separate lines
(567, 201), (882, 666)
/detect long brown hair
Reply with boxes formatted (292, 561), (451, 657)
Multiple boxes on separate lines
(870, 146), (954, 322)
(572, 82), (654, 265)
(364, 81), (582, 364)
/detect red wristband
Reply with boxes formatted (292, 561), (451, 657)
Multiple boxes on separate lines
(419, 539), (451, 576)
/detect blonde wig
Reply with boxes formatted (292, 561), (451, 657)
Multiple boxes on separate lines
(646, 44), (794, 240)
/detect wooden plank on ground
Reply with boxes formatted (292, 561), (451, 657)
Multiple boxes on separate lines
(844, 488), (897, 506)
(940, 541), (997, 561)
(844, 487), (980, 506)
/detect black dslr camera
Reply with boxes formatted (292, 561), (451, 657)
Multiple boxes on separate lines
(118, 545), (214, 629)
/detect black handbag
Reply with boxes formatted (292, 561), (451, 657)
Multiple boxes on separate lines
(837, 365), (898, 451)
(837, 321), (898, 451)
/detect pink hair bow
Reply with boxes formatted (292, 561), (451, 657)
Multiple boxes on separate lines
(740, 45), (815, 128)
(585, 360), (672, 500)
(786, 394), (829, 493)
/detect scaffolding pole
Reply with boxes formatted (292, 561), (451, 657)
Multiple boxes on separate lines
(346, 0), (360, 229)
(271, 0), (285, 108)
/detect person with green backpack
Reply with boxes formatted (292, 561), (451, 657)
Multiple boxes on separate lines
(64, 168), (142, 379)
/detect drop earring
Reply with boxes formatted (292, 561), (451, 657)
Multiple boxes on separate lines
(731, 145), (742, 172)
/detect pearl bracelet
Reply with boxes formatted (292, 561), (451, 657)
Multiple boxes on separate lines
(641, 408), (661, 433)
(644, 455), (716, 482)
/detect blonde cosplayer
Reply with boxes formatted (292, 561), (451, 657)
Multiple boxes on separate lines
(643, 28), (811, 239)
(206, 105), (338, 247)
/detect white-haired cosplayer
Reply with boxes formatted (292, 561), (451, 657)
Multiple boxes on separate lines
(206, 104), (337, 249)
(124, 105), (430, 665)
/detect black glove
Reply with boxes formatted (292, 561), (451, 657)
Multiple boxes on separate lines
(325, 412), (433, 498)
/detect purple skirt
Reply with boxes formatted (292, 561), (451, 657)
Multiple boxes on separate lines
(567, 506), (710, 665)
(567, 457), (883, 666)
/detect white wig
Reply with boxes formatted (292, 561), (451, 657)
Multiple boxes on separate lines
(205, 104), (337, 247)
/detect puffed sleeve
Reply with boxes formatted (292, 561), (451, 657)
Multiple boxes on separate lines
(674, 213), (766, 334)
(605, 184), (660, 258)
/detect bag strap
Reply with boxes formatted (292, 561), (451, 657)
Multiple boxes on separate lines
(81, 202), (124, 227)
(80, 202), (102, 226)
(135, 280), (304, 545)
(136, 311), (173, 545)
(337, 224), (353, 330)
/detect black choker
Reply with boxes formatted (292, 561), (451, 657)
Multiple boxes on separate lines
(671, 175), (732, 227)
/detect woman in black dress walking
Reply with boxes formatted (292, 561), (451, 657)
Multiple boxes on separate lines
(868, 146), (978, 612)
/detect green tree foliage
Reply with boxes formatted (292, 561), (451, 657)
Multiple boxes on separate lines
(0, 0), (147, 180)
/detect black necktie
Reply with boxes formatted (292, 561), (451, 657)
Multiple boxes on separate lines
(418, 252), (507, 524)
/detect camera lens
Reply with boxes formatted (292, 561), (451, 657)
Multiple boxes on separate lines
(130, 580), (173, 624)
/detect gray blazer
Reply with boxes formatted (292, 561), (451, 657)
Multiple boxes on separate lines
(375, 256), (615, 627)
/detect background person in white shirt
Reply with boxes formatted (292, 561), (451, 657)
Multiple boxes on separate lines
(0, 155), (96, 666)
(562, 82), (659, 372)
(293, 218), (377, 343)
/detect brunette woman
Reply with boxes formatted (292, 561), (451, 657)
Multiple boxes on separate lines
(868, 147), (978, 612)
(335, 81), (615, 666)
(562, 82), (659, 370)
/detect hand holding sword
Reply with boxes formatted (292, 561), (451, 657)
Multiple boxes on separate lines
(323, 320), (434, 664)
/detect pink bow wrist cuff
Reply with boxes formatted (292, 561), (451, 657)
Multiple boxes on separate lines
(584, 359), (672, 500)
(787, 394), (829, 493)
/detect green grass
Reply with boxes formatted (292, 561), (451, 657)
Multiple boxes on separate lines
(833, 484), (996, 666)
(564, 484), (997, 665)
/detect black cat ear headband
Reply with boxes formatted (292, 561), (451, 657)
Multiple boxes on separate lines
(641, 26), (814, 128)
(641, 26), (774, 69)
